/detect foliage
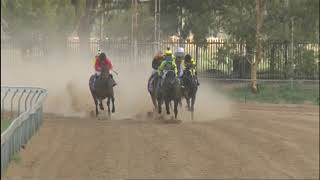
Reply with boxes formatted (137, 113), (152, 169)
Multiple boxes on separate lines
(294, 48), (319, 79)
(2, 0), (318, 43)
(264, 0), (319, 43)
(2, 0), (76, 38)
(158, 0), (219, 43)
(103, 3), (154, 41)
(1, 0), (76, 54)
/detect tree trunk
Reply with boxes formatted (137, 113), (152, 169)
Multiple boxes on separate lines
(78, 16), (91, 58)
(251, 0), (266, 93)
(251, 62), (258, 92)
(245, 43), (253, 78)
(77, 0), (99, 59)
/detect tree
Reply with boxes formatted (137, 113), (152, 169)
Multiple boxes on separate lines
(216, 0), (318, 92)
(102, 2), (153, 41)
(1, 0), (76, 56)
(264, 0), (319, 42)
(158, 0), (219, 43)
(251, 0), (266, 93)
(73, 0), (129, 57)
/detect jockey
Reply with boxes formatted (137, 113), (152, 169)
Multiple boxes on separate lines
(148, 51), (164, 92)
(174, 47), (185, 79)
(94, 52), (117, 87)
(152, 51), (164, 75)
(158, 48), (178, 87)
(184, 54), (200, 86)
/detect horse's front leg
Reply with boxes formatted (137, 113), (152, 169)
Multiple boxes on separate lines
(191, 94), (196, 112)
(94, 98), (99, 116)
(107, 98), (111, 113)
(157, 96), (162, 114)
(185, 96), (191, 111)
(174, 100), (178, 119)
(165, 100), (170, 115)
(111, 96), (115, 113)
(99, 99), (104, 110)
(153, 95), (158, 110)
(90, 90), (99, 116)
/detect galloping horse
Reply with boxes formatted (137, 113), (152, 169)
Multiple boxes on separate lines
(181, 68), (198, 112)
(157, 70), (182, 119)
(89, 63), (115, 117)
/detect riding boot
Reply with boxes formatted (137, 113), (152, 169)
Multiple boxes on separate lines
(178, 77), (184, 88)
(93, 74), (98, 84)
(158, 78), (163, 89)
(196, 76), (200, 86)
(195, 72), (200, 86)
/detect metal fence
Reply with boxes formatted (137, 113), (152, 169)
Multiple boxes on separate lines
(2, 39), (319, 79)
(1, 86), (48, 176)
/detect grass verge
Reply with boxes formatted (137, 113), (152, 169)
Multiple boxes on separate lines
(1, 119), (12, 133)
(223, 83), (319, 105)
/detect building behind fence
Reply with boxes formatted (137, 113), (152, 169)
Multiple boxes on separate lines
(1, 86), (47, 176)
(1, 38), (319, 80)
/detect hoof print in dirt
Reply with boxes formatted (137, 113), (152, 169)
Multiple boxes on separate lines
(89, 110), (95, 118)
(163, 118), (182, 124)
(97, 115), (106, 120)
(146, 111), (153, 118)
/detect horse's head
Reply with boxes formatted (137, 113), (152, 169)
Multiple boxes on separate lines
(100, 63), (110, 80)
(182, 68), (196, 88)
(163, 70), (176, 86)
(175, 56), (183, 66)
(182, 68), (192, 80)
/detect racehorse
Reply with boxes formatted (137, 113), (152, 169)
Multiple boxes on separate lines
(89, 63), (115, 117)
(157, 70), (182, 119)
(181, 68), (198, 112)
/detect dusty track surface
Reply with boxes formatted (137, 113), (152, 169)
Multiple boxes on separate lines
(4, 103), (319, 180)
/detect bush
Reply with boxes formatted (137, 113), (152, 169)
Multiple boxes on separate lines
(294, 49), (319, 79)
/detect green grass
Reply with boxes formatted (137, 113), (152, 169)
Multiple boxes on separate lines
(225, 83), (319, 105)
(11, 153), (22, 163)
(1, 119), (12, 133)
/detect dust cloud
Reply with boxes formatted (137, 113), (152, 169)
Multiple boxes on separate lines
(1, 55), (234, 121)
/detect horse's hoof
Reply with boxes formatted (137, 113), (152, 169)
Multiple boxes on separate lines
(112, 109), (115, 113)
(167, 112), (170, 115)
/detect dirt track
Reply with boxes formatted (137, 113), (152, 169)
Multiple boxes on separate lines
(3, 103), (319, 180)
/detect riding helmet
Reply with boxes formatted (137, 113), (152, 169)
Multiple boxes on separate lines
(99, 52), (106, 61)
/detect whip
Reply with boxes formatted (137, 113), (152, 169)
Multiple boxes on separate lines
(112, 69), (119, 75)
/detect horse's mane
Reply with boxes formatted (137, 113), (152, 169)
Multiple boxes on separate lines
(182, 69), (197, 89)
(100, 62), (110, 79)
